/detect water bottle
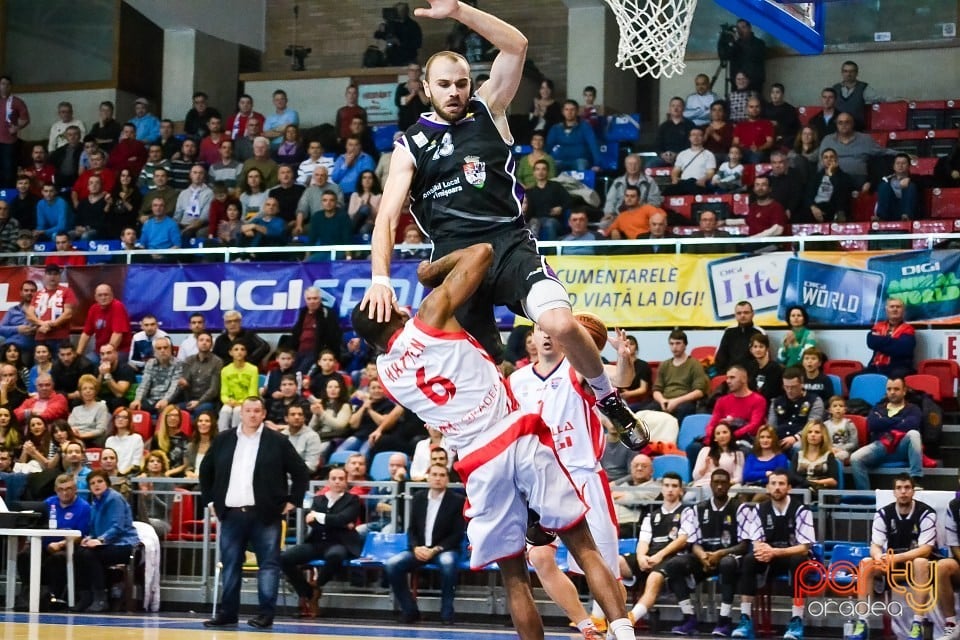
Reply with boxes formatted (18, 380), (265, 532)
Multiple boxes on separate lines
(843, 619), (853, 637)
(48, 503), (57, 529)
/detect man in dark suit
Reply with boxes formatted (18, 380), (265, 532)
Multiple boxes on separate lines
(280, 466), (363, 618)
(200, 397), (309, 629)
(290, 287), (343, 373)
(384, 463), (466, 624)
(688, 209), (733, 254)
(635, 211), (675, 255)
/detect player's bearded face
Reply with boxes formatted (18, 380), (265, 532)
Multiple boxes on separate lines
(425, 59), (471, 123)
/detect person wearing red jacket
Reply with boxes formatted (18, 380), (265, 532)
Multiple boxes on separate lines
(705, 365), (767, 444)
(14, 374), (68, 422)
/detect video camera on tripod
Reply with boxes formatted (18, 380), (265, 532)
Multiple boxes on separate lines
(716, 22), (738, 62)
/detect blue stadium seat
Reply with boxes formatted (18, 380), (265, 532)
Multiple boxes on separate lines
(369, 451), (408, 481)
(599, 143), (620, 172)
(562, 169), (595, 189)
(326, 450), (353, 466)
(849, 373), (888, 405)
(828, 544), (870, 588)
(512, 144), (533, 157)
(372, 124), (400, 153)
(652, 454), (691, 483)
(0, 189), (16, 203)
(348, 532), (409, 567)
(83, 239), (121, 264)
(605, 113), (641, 142)
(677, 414), (711, 451)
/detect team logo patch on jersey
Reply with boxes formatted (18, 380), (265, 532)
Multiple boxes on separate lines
(412, 132), (429, 148)
(432, 132), (454, 160)
(462, 155), (486, 187)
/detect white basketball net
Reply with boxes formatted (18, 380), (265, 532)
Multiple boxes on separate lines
(604, 0), (699, 79)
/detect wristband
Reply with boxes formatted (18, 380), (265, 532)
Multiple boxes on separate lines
(371, 275), (392, 288)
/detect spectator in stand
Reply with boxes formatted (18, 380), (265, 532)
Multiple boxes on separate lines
(282, 404), (321, 475)
(174, 164), (213, 240)
(342, 116), (378, 160)
(732, 98), (775, 163)
(157, 119), (179, 159)
(264, 374), (310, 430)
(310, 377), (353, 462)
(348, 170), (381, 237)
(234, 117), (261, 164)
(545, 100), (600, 173)
(741, 425), (789, 485)
(213, 310), (270, 369)
(833, 60), (880, 131)
(528, 78), (562, 136)
(184, 411), (216, 478)
(618, 334), (651, 410)
(850, 377), (923, 489)
(409, 425), (447, 481)
(776, 305), (816, 368)
(139, 196), (183, 253)
(704, 365), (767, 448)
(198, 115), (229, 166)
(395, 63), (430, 131)
(184, 91), (221, 139)
(374, 1), (422, 65)
(610, 453), (660, 524)
(729, 19), (766, 93)
(20, 145), (55, 197)
(76, 284), (131, 362)
(334, 84), (366, 144)
(818, 113), (895, 191)
(107, 123), (147, 176)
(635, 211), (675, 255)
(208, 140), (242, 192)
(767, 150), (804, 220)
(169, 139), (201, 189)
(665, 127), (716, 195)
(704, 100), (734, 161)
(715, 300), (764, 373)
(51, 342), (96, 406)
(227, 94), (264, 143)
(35, 183), (70, 240)
(297, 166), (345, 230)
(762, 83), (800, 148)
(119, 227), (140, 253)
(261, 348), (300, 402)
(687, 209), (733, 254)
(646, 329), (709, 424)
(746, 174), (789, 238)
(691, 422), (744, 489)
(27, 344), (54, 394)
(130, 98), (160, 144)
(26, 264), (76, 347)
(137, 168), (178, 223)
(48, 102), (85, 152)
(0, 280), (37, 354)
(307, 190), (352, 258)
(560, 209), (598, 255)
(523, 159), (570, 241)
(240, 168), (269, 221)
(297, 140), (335, 187)
(262, 90), (300, 146)
(136, 450), (173, 537)
(268, 165), (306, 232)
(15, 374), (68, 423)
(68, 374), (109, 447)
(95, 344), (135, 412)
(803, 147), (853, 224)
(45, 233), (86, 268)
(875, 153), (919, 221)
(823, 397), (858, 463)
(330, 136), (375, 199)
(337, 377), (403, 458)
(72, 176), (109, 241)
(219, 343), (261, 431)
(139, 143), (170, 192)
(727, 72), (755, 124)
(307, 350), (343, 401)
(711, 144), (746, 193)
(515, 132), (556, 190)
(130, 336), (182, 415)
(800, 347), (833, 406)
(0, 76), (29, 188)
(602, 153), (662, 223)
(8, 181), (36, 241)
(104, 407), (144, 476)
(177, 331), (222, 417)
(683, 74), (719, 127)
(0, 200), (19, 253)
(859, 298), (916, 380)
(129, 314), (169, 372)
(273, 125), (306, 166)
(396, 223), (431, 260)
(89, 101), (120, 153)
(205, 186), (237, 243)
(579, 85), (604, 135)
(808, 88), (839, 144)
(653, 97), (695, 167)
(767, 367), (825, 451)
(291, 287), (342, 373)
(746, 334), (784, 403)
(149, 405), (189, 477)
(49, 126), (83, 188)
(3, 344), (29, 391)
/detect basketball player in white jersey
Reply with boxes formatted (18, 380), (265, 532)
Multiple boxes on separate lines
(360, 0), (646, 449)
(510, 325), (631, 637)
(351, 244), (637, 640)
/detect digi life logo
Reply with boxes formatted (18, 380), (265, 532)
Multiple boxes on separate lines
(708, 254), (789, 320)
(793, 549), (938, 618)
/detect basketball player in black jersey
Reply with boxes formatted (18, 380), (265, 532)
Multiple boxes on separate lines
(359, 0), (646, 450)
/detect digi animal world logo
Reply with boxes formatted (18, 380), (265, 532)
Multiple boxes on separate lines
(794, 549), (938, 617)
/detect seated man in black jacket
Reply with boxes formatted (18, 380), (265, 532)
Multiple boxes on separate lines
(384, 463), (465, 624)
(280, 466), (362, 618)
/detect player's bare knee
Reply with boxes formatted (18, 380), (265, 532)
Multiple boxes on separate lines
(938, 557), (960, 577)
(527, 546), (556, 571)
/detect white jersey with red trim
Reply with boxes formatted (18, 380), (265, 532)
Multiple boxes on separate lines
(509, 358), (604, 473)
(376, 317), (516, 458)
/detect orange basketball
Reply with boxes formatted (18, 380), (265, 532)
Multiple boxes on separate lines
(575, 312), (608, 350)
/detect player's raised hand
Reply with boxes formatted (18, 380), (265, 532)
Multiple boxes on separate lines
(361, 283), (400, 323)
(414, 0), (461, 21)
(608, 327), (630, 356)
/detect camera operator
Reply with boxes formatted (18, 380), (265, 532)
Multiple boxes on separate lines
(727, 19), (766, 93)
(374, 2), (423, 66)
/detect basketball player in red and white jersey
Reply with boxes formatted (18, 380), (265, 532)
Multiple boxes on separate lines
(351, 244), (637, 640)
(510, 325), (632, 637)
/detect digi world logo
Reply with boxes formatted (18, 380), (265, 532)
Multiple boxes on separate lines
(793, 549), (938, 617)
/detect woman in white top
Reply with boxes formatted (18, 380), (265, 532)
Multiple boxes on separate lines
(309, 377), (353, 462)
(692, 422), (744, 487)
(68, 374), (110, 447)
(410, 424), (448, 481)
(104, 406), (144, 476)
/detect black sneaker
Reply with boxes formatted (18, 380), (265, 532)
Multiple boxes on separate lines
(596, 393), (649, 450)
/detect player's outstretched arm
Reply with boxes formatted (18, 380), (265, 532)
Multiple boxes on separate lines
(417, 243), (493, 331)
(416, 0), (527, 115)
(362, 145), (417, 322)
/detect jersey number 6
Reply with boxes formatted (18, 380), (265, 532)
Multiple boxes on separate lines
(416, 367), (456, 405)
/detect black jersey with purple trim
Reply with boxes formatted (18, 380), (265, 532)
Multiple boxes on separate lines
(397, 96), (525, 241)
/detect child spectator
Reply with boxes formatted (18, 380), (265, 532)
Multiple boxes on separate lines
(262, 348), (301, 399)
(306, 349), (342, 400)
(711, 144), (745, 193)
(219, 342), (259, 430)
(823, 396), (858, 462)
(800, 347), (832, 404)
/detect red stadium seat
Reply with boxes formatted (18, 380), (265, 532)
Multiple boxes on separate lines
(179, 409), (193, 437)
(830, 222), (869, 250)
(868, 131), (888, 147)
(797, 106), (822, 127)
(850, 192), (878, 222)
(664, 195), (694, 221)
(886, 130), (927, 156)
(929, 188), (960, 219)
(130, 410), (153, 440)
(918, 359), (960, 404)
(912, 219), (957, 249)
(85, 448), (102, 469)
(910, 157), (938, 177)
(823, 360), (863, 395)
(645, 166), (673, 186)
(927, 129), (960, 157)
(846, 414), (867, 451)
(907, 100), (947, 130)
(905, 374), (942, 402)
(867, 101), (908, 131)
(791, 223), (831, 236)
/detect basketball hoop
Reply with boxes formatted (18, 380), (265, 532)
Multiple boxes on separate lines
(603, 0), (698, 79)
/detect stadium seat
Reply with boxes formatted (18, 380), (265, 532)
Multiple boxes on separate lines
(372, 124), (399, 153)
(848, 373), (888, 406)
(886, 130), (927, 156)
(511, 144), (532, 157)
(929, 188), (960, 219)
(850, 192), (878, 222)
(831, 222), (870, 250)
(823, 360), (864, 395)
(710, 375), (726, 393)
(326, 450), (353, 467)
(130, 410), (153, 440)
(652, 454), (691, 483)
(846, 415), (868, 452)
(827, 374), (843, 397)
(369, 451), (408, 481)
(905, 374), (942, 402)
(927, 129), (960, 157)
(348, 532), (408, 568)
(867, 101), (908, 131)
(690, 346), (717, 362)
(792, 223), (831, 236)
(605, 113), (641, 143)
(599, 143), (620, 172)
(85, 448), (102, 469)
(910, 157), (938, 177)
(645, 166), (673, 186)
(907, 100), (947, 130)
(179, 409), (193, 437)
(796, 105), (821, 127)
(918, 359), (960, 405)
(677, 414), (711, 451)
(828, 544), (871, 590)
(562, 169), (595, 189)
(0, 189), (16, 203)
(167, 488), (195, 541)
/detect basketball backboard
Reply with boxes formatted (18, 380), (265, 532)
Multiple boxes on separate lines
(713, 0), (826, 54)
